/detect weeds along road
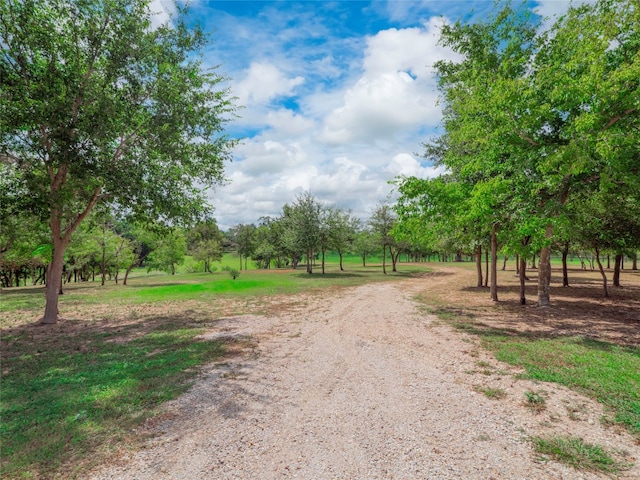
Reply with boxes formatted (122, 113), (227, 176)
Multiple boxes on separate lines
(89, 279), (640, 480)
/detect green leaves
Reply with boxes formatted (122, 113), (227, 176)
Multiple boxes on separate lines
(1, 0), (237, 229)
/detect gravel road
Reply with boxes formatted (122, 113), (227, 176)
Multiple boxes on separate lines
(89, 279), (639, 479)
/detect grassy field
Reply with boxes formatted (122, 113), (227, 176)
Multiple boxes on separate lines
(0, 259), (425, 479)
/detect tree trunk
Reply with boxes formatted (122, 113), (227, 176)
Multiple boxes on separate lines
(537, 225), (554, 307)
(391, 248), (399, 272)
(361, 253), (366, 267)
(606, 255), (610, 269)
(633, 252), (638, 271)
(382, 245), (387, 275)
(321, 248), (326, 274)
(501, 256), (508, 271)
(613, 254), (622, 287)
(595, 247), (609, 297)
(515, 254), (520, 275)
(490, 224), (498, 302)
(519, 256), (527, 305)
(476, 244), (483, 287)
(41, 240), (67, 324)
(101, 245), (106, 286)
(484, 248), (489, 288)
(562, 242), (569, 287)
(531, 254), (537, 269)
(338, 250), (344, 271)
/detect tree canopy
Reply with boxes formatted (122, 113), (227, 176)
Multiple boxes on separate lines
(0, 0), (238, 322)
(394, 0), (639, 305)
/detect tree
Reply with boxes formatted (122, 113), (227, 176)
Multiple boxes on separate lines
(283, 192), (322, 274)
(0, 0), (237, 323)
(369, 204), (397, 275)
(317, 206), (333, 274)
(228, 224), (256, 270)
(328, 209), (359, 271)
(353, 229), (377, 267)
(146, 229), (186, 275)
(428, 0), (639, 307)
(187, 219), (224, 272)
(251, 216), (290, 269)
(572, 191), (640, 297)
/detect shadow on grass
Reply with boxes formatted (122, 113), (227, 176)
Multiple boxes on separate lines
(457, 273), (640, 347)
(121, 282), (188, 289)
(292, 272), (366, 279)
(0, 310), (251, 479)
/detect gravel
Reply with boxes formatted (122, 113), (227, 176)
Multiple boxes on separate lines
(88, 279), (639, 479)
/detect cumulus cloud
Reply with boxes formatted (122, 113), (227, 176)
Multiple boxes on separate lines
(265, 109), (315, 136)
(321, 71), (440, 144)
(235, 62), (305, 105)
(384, 153), (446, 178)
(148, 0), (176, 29)
(234, 138), (308, 177)
(320, 17), (455, 145)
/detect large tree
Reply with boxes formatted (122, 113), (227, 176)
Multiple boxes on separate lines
(0, 0), (237, 323)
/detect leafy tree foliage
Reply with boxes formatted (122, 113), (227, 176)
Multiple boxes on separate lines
(283, 192), (322, 274)
(0, 0), (237, 322)
(146, 229), (187, 276)
(228, 224), (257, 270)
(369, 204), (397, 275)
(187, 219), (224, 273)
(394, 0), (639, 304)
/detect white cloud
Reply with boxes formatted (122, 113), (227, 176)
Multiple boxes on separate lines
(235, 62), (304, 105)
(321, 71), (440, 144)
(320, 17), (455, 145)
(265, 109), (315, 136)
(384, 153), (445, 178)
(234, 138), (308, 177)
(148, 0), (176, 29)
(363, 18), (449, 79)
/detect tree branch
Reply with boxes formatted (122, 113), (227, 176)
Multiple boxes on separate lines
(605, 109), (636, 130)
(63, 186), (103, 242)
(509, 114), (539, 146)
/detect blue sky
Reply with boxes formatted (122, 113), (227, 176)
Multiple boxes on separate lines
(153, 1), (578, 230)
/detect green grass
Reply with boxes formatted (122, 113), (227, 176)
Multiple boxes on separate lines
(475, 386), (507, 399)
(0, 319), (229, 479)
(430, 309), (640, 439)
(524, 390), (547, 413)
(0, 261), (428, 314)
(532, 435), (625, 473)
(482, 335), (640, 437)
(446, 322), (640, 437)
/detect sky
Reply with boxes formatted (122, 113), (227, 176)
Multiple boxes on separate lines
(152, 0), (579, 230)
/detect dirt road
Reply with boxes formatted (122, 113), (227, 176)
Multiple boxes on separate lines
(89, 279), (639, 479)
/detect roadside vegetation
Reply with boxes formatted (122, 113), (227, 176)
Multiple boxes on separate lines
(418, 262), (640, 473)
